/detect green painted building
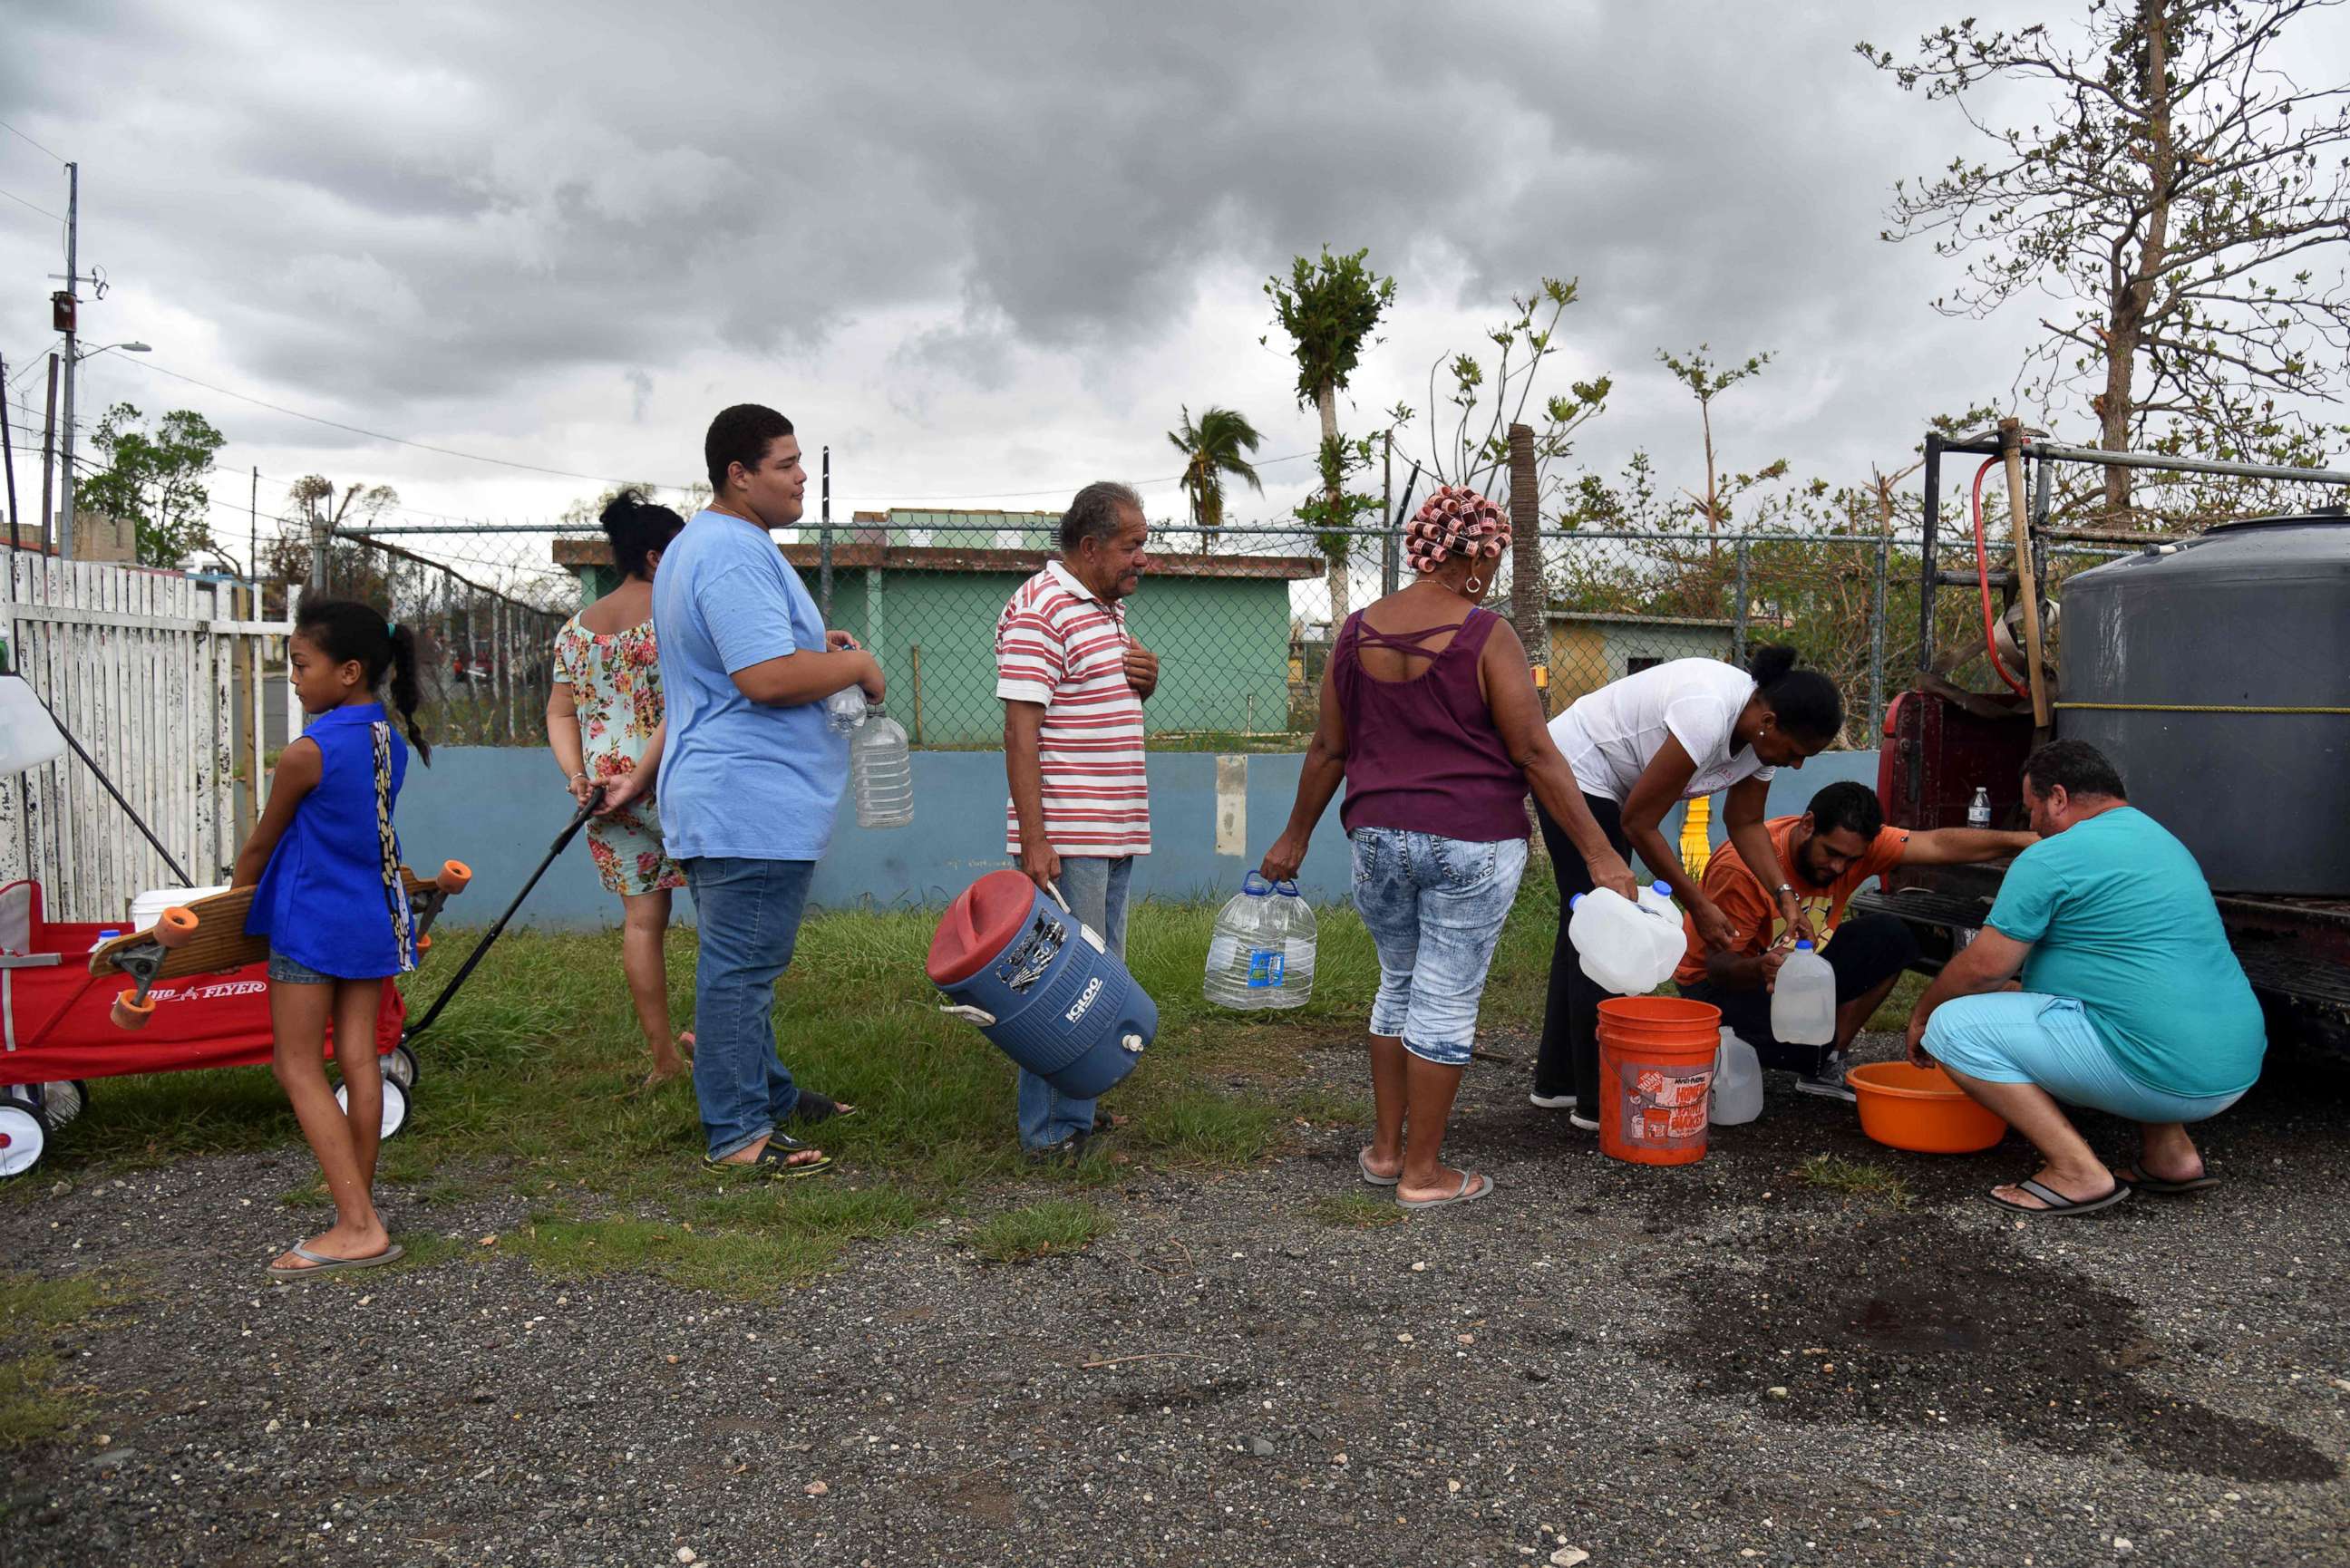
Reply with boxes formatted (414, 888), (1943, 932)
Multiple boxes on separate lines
(555, 509), (1320, 746)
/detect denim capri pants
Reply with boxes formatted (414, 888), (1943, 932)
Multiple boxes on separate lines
(1925, 992), (2247, 1124)
(1348, 827), (1528, 1068)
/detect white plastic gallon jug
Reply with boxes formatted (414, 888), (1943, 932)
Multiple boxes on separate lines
(1634, 881), (1688, 973)
(1770, 940), (1836, 1046)
(0, 674), (66, 776)
(850, 705), (913, 828)
(1568, 882), (1683, 995)
(1710, 1027), (1762, 1125)
(1205, 872), (1316, 1011)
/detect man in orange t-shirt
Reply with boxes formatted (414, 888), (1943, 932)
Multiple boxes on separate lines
(1675, 780), (2036, 1100)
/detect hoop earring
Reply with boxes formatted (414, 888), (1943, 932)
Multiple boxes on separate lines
(1464, 575), (1485, 596)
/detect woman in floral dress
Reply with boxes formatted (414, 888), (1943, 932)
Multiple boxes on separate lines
(547, 491), (694, 1090)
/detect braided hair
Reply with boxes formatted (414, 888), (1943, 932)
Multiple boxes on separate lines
(1403, 484), (1510, 578)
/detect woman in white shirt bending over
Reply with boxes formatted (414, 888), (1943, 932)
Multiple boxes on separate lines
(1532, 644), (1843, 1128)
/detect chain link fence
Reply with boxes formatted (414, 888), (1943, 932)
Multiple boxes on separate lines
(282, 511), (2132, 751)
(266, 526), (570, 749)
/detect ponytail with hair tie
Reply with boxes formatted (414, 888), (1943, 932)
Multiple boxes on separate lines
(293, 597), (433, 766)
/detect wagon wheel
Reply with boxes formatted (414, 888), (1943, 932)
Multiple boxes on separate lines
(335, 1078), (410, 1141)
(31, 1080), (89, 1129)
(0, 1102), (45, 1180)
(384, 1044), (421, 1091)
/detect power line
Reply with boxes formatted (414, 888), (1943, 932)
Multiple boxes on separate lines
(0, 186), (65, 223)
(121, 358), (704, 491)
(87, 354), (1327, 519)
(0, 119), (66, 164)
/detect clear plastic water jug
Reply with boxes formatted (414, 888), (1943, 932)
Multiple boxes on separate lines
(1710, 1027), (1762, 1125)
(825, 687), (869, 734)
(1770, 940), (1836, 1046)
(1568, 881), (1684, 995)
(1204, 871), (1316, 1011)
(850, 704), (913, 828)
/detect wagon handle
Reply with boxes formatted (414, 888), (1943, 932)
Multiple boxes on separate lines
(399, 788), (603, 1045)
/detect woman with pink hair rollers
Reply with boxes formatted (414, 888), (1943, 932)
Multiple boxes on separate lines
(1258, 486), (1632, 1211)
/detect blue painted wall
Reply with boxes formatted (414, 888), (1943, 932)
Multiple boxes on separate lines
(398, 746), (1883, 930)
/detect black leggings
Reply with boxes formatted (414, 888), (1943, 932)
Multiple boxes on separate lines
(1533, 792), (1630, 1107)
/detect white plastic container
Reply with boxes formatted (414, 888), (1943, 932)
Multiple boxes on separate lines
(0, 674), (66, 776)
(1709, 1027), (1762, 1125)
(1204, 872), (1316, 1011)
(825, 687), (869, 734)
(850, 705), (913, 828)
(1568, 881), (1684, 995)
(1770, 940), (1837, 1046)
(131, 886), (230, 933)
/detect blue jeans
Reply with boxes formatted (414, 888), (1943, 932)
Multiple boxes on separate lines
(1015, 855), (1133, 1148)
(682, 856), (816, 1160)
(1349, 828), (1529, 1067)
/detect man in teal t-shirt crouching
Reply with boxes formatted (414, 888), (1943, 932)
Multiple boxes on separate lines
(1906, 740), (2266, 1217)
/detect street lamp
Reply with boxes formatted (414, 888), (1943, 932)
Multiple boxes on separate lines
(58, 341), (151, 562)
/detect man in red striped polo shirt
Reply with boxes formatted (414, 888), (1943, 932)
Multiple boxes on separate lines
(995, 480), (1160, 1162)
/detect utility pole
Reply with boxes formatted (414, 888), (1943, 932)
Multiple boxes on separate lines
(55, 162), (80, 563)
(38, 354), (58, 556)
(0, 354), (18, 547)
(249, 466), (258, 586)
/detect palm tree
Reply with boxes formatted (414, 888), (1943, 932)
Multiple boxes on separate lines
(1166, 405), (1266, 544)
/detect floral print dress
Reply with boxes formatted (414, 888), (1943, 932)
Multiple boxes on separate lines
(551, 615), (687, 897)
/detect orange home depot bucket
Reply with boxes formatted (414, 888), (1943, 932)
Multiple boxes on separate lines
(1846, 1061), (2009, 1154)
(1596, 996), (1722, 1166)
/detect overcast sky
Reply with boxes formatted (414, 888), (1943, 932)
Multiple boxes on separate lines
(4, 0), (2346, 574)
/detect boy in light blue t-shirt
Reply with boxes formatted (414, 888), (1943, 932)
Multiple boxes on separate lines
(649, 404), (885, 1181)
(1907, 740), (2264, 1219)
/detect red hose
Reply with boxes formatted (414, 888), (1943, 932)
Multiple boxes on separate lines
(1968, 457), (2032, 700)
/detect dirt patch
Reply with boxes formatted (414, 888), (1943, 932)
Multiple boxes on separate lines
(1657, 1205), (2339, 1482)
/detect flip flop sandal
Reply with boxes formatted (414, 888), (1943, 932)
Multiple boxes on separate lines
(702, 1136), (833, 1180)
(786, 1090), (857, 1126)
(1986, 1178), (2131, 1217)
(2116, 1164), (2220, 1195)
(267, 1242), (405, 1282)
(1398, 1171), (1496, 1212)
(1357, 1147), (1400, 1186)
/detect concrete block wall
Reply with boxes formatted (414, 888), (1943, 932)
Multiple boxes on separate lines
(395, 748), (1881, 930)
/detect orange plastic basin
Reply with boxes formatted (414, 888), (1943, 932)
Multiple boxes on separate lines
(1847, 1061), (2009, 1154)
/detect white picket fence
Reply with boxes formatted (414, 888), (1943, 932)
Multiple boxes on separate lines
(0, 553), (293, 923)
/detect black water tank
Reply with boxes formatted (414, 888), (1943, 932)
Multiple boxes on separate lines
(2058, 512), (2349, 895)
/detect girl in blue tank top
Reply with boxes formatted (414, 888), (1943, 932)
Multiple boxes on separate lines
(230, 600), (432, 1281)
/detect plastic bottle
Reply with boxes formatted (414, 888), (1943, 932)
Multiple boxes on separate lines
(1770, 940), (1837, 1046)
(825, 687), (869, 734)
(850, 704), (913, 828)
(1568, 884), (1683, 995)
(87, 929), (121, 953)
(1204, 872), (1316, 1010)
(1967, 787), (1992, 828)
(1710, 1027), (1762, 1126)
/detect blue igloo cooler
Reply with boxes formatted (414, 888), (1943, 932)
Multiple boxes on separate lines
(926, 869), (1157, 1098)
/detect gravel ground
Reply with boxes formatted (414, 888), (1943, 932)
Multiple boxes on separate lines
(5, 1030), (2345, 1568)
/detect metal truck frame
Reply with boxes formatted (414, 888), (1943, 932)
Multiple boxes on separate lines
(1851, 431), (2350, 1062)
